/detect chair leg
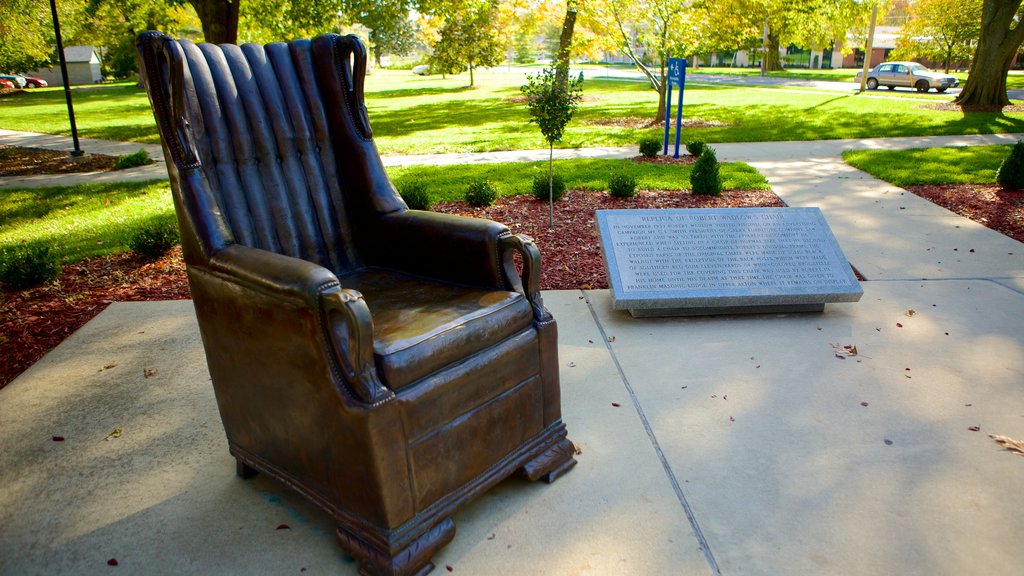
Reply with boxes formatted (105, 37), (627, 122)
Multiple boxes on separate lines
(336, 517), (455, 576)
(517, 437), (577, 484)
(236, 457), (259, 479)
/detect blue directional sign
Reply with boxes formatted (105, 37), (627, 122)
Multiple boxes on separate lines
(663, 58), (687, 158)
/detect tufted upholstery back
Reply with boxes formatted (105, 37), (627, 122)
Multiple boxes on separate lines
(137, 33), (406, 274)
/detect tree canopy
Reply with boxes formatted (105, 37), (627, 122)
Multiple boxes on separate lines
(893, 0), (982, 72)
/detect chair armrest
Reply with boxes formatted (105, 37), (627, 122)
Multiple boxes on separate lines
(499, 234), (552, 322)
(362, 210), (508, 289)
(206, 244), (391, 405)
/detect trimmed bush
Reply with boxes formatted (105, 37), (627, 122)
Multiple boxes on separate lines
(398, 180), (432, 210)
(638, 137), (661, 158)
(686, 140), (706, 156)
(996, 140), (1024, 191)
(691, 146), (722, 196)
(465, 178), (498, 207)
(608, 173), (637, 198)
(0, 243), (62, 289)
(128, 217), (180, 259)
(532, 173), (566, 202)
(115, 149), (153, 170)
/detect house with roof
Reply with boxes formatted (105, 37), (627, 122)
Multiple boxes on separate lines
(29, 46), (103, 86)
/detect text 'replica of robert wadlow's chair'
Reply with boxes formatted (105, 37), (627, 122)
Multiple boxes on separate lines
(135, 31), (576, 576)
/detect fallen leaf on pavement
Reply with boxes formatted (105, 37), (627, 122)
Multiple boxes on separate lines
(105, 427), (122, 441)
(905, 309), (916, 317)
(988, 434), (1024, 456)
(831, 343), (859, 357)
(143, 369), (157, 378)
(968, 425), (981, 432)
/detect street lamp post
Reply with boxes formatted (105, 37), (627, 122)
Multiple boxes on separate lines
(49, 0), (83, 157)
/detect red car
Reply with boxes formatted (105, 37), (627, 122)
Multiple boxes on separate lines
(0, 79), (16, 90)
(23, 76), (47, 88)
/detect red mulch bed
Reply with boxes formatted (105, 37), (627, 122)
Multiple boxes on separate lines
(907, 183), (1024, 243)
(0, 145), (117, 176)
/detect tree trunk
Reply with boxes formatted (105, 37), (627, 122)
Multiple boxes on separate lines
(954, 0), (1024, 108)
(656, 61), (667, 120)
(469, 63), (475, 87)
(188, 0), (240, 45)
(765, 31), (783, 71)
(547, 144), (554, 228)
(555, 6), (577, 90)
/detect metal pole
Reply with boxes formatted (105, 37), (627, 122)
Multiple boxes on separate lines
(673, 59), (685, 159)
(49, 0), (83, 156)
(663, 81), (672, 156)
(858, 5), (877, 93)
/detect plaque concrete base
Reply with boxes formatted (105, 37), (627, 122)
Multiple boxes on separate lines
(596, 208), (863, 317)
(629, 303), (824, 318)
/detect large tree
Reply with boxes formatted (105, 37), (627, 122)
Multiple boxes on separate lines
(187, 0), (239, 44)
(893, 0), (982, 72)
(955, 0), (1024, 108)
(428, 0), (505, 86)
(605, 0), (698, 119)
(0, 0), (89, 73)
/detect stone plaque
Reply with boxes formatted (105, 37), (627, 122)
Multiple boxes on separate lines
(596, 208), (863, 316)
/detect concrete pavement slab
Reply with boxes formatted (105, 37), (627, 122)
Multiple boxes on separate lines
(584, 281), (1024, 575)
(0, 297), (712, 575)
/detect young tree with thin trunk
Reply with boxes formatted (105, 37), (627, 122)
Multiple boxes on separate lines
(521, 63), (583, 227)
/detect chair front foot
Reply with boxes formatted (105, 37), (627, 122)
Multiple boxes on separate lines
(518, 437), (577, 483)
(336, 517), (456, 576)
(236, 457), (258, 479)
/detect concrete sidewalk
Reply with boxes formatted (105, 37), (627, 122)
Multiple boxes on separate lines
(1, 132), (1023, 574)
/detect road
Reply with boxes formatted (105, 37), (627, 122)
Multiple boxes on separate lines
(504, 64), (1024, 100)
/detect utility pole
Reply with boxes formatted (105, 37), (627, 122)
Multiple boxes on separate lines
(858, 5), (877, 93)
(49, 0), (83, 157)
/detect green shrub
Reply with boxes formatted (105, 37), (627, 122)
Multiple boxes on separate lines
(0, 243), (62, 290)
(114, 149), (153, 170)
(638, 137), (661, 158)
(686, 140), (706, 156)
(398, 180), (432, 210)
(997, 140), (1024, 191)
(465, 178), (498, 207)
(691, 146), (722, 196)
(608, 173), (637, 198)
(532, 173), (566, 202)
(128, 217), (180, 259)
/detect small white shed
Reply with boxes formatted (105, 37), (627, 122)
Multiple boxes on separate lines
(29, 46), (103, 86)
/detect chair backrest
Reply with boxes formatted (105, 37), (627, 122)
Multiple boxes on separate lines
(136, 32), (405, 273)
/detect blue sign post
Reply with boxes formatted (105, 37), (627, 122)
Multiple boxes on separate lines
(662, 57), (687, 158)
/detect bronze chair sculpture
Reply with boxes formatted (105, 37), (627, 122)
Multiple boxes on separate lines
(135, 32), (575, 576)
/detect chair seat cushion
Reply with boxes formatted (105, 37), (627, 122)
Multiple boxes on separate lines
(338, 268), (534, 390)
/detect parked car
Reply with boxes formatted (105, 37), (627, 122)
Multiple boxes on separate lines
(412, 64), (430, 75)
(0, 74), (26, 89)
(0, 79), (15, 90)
(23, 76), (47, 88)
(854, 62), (958, 93)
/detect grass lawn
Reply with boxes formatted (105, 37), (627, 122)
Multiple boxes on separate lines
(3, 70), (1024, 155)
(0, 81), (160, 143)
(0, 157), (768, 265)
(0, 180), (175, 264)
(842, 145), (1009, 187)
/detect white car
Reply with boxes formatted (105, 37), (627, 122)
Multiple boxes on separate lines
(412, 64), (430, 76)
(855, 61), (958, 93)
